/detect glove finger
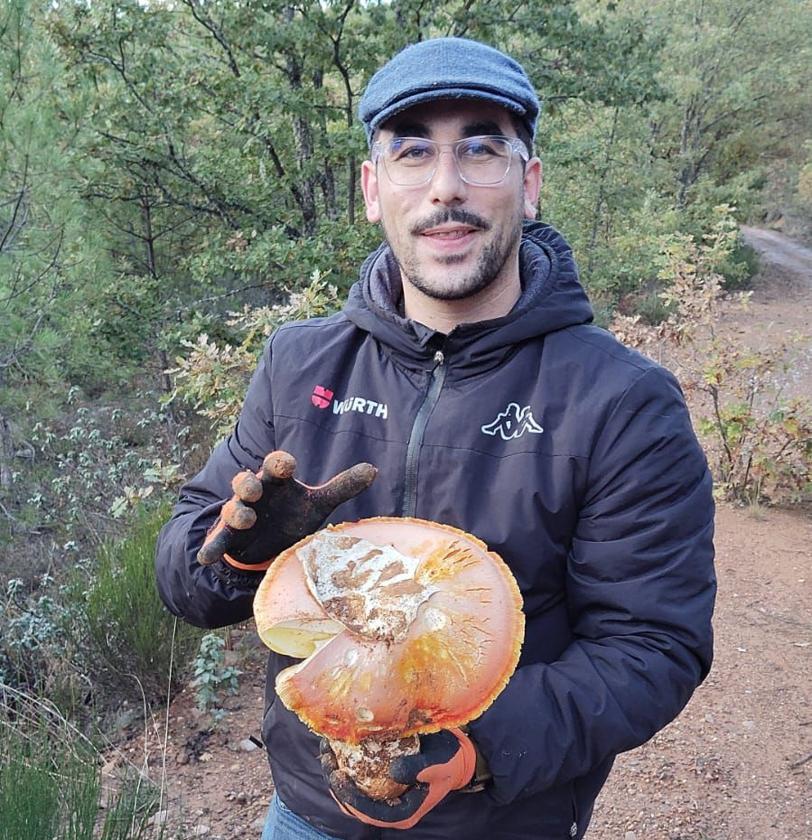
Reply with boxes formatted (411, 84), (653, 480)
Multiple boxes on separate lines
(232, 470), (262, 503)
(260, 450), (297, 484)
(221, 498), (257, 530)
(312, 462), (377, 511)
(333, 780), (428, 823)
(197, 526), (233, 566)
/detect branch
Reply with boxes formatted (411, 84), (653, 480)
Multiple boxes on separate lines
(708, 384), (735, 472)
(700, 94), (772, 137)
(0, 155), (30, 254)
(0, 500), (45, 535)
(0, 229), (64, 305)
(174, 282), (277, 318)
(0, 230), (63, 368)
(182, 0), (241, 78)
(448, 0), (478, 37)
(790, 752), (812, 771)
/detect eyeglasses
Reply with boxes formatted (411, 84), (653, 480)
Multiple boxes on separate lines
(371, 135), (529, 187)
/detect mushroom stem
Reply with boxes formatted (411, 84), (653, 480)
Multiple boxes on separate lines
(329, 734), (420, 802)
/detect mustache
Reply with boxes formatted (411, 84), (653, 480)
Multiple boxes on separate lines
(411, 209), (491, 236)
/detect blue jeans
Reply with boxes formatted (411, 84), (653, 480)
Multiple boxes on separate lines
(261, 793), (341, 840)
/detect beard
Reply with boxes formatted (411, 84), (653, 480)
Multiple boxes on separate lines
(383, 206), (523, 302)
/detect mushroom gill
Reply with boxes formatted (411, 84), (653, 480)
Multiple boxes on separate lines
(253, 517), (525, 800)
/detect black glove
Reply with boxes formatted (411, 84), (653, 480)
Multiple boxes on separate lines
(197, 450), (376, 569)
(320, 730), (477, 830)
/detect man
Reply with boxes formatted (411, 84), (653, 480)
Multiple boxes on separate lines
(156, 38), (716, 839)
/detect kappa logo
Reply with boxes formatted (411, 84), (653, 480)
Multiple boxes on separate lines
(481, 403), (544, 440)
(310, 385), (389, 420)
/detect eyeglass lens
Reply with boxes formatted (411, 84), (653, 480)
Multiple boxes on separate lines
(380, 136), (518, 186)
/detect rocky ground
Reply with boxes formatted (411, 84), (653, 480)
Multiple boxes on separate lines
(108, 228), (811, 839)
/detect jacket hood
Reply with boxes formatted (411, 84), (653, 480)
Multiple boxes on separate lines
(344, 221), (593, 377)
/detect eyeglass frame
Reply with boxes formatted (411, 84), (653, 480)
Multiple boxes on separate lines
(370, 134), (531, 188)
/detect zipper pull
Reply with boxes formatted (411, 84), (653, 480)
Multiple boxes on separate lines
(433, 349), (445, 368)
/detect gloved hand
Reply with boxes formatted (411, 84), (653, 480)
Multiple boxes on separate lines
(197, 450), (376, 570)
(321, 729), (477, 830)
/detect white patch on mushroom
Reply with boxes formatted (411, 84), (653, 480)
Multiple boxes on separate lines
(298, 532), (439, 642)
(422, 606), (448, 631)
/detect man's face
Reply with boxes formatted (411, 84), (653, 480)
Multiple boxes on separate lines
(361, 100), (542, 303)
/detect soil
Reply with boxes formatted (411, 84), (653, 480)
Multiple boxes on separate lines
(111, 228), (812, 839)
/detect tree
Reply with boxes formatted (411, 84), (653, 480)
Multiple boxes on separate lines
(633, 0), (812, 207)
(0, 0), (111, 404)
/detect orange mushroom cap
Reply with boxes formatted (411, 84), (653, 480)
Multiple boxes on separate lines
(253, 517), (525, 744)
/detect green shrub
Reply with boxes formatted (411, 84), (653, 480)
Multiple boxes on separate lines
(168, 269), (341, 436)
(0, 719), (70, 840)
(720, 241), (760, 291)
(0, 574), (87, 714)
(698, 348), (812, 505)
(0, 694), (165, 840)
(191, 632), (242, 719)
(80, 504), (204, 705)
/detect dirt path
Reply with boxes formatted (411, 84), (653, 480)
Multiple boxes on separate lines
(741, 226), (812, 284)
(588, 505), (812, 840)
(125, 228), (811, 840)
(716, 226), (812, 402)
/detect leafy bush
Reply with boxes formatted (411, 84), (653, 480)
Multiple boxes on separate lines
(79, 504), (204, 705)
(191, 632), (242, 719)
(24, 399), (185, 536)
(0, 574), (87, 713)
(697, 345), (812, 504)
(168, 270), (341, 437)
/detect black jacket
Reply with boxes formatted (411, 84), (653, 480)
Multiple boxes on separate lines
(156, 222), (716, 839)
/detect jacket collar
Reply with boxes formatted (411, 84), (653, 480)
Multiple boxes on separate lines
(344, 221), (593, 378)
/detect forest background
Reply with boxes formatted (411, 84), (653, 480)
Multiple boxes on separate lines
(1, 1), (810, 838)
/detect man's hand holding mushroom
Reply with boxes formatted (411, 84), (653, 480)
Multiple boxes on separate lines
(321, 728), (480, 829)
(196, 450), (377, 570)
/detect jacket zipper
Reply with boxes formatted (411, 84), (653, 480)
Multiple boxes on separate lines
(401, 349), (446, 517)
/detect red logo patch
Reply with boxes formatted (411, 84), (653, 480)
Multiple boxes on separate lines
(311, 385), (334, 409)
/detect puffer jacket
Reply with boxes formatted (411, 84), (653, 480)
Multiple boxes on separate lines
(156, 221), (716, 840)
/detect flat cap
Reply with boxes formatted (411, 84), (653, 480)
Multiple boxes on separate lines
(359, 38), (540, 146)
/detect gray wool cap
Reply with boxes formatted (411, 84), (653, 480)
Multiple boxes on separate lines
(359, 38), (540, 147)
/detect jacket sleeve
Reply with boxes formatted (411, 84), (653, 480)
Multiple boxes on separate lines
(469, 366), (716, 804)
(155, 339), (277, 629)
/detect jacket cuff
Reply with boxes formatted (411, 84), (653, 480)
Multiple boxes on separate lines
(223, 553), (274, 572)
(211, 558), (267, 590)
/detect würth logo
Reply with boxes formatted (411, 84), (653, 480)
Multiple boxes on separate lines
(481, 403), (544, 440)
(333, 396), (388, 419)
(310, 385), (388, 420)
(311, 385), (334, 409)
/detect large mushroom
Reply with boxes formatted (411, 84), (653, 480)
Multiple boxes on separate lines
(253, 517), (525, 800)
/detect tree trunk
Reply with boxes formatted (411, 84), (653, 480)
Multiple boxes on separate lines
(284, 9), (318, 235)
(587, 106), (620, 274)
(0, 411), (14, 493)
(141, 190), (158, 279)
